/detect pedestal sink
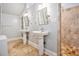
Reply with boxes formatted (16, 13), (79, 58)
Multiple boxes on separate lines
(32, 31), (48, 36)
(32, 31), (48, 56)
(20, 29), (29, 44)
(20, 30), (49, 55)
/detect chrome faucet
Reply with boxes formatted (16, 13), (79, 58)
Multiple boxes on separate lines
(40, 27), (44, 32)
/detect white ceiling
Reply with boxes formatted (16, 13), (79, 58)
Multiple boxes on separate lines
(0, 3), (26, 16)
(1, 3), (79, 15)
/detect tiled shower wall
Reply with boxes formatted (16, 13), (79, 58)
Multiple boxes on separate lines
(61, 6), (79, 55)
(0, 13), (21, 39)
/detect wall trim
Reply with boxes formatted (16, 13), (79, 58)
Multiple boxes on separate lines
(44, 48), (57, 56)
(8, 37), (23, 42)
(28, 41), (39, 49)
(28, 41), (57, 56)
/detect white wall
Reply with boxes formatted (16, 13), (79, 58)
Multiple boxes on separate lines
(0, 7), (1, 33)
(27, 3), (59, 54)
(0, 13), (21, 40)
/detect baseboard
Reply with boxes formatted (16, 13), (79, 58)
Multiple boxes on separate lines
(8, 37), (23, 42)
(28, 41), (57, 56)
(28, 41), (39, 49)
(44, 48), (57, 56)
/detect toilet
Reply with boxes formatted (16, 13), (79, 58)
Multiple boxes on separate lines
(0, 35), (8, 56)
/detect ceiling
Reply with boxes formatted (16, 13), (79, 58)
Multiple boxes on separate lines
(1, 3), (79, 16)
(0, 3), (26, 16)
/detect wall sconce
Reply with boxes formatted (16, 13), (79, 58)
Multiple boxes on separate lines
(38, 3), (49, 10)
(23, 13), (28, 17)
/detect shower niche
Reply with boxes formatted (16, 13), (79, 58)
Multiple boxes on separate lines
(61, 6), (79, 56)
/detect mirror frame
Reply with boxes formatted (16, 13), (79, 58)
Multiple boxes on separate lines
(38, 7), (48, 25)
(23, 15), (29, 29)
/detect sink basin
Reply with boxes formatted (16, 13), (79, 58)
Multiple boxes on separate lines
(32, 31), (48, 35)
(20, 29), (29, 33)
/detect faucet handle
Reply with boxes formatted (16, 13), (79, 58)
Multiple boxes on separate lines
(40, 27), (44, 32)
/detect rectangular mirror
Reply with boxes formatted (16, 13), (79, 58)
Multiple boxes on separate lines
(38, 7), (48, 25)
(23, 16), (29, 29)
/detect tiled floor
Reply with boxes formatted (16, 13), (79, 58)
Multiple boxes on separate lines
(61, 41), (79, 56)
(8, 39), (48, 56)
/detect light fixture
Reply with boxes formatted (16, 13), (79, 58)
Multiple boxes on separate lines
(38, 3), (49, 10)
(23, 13), (28, 17)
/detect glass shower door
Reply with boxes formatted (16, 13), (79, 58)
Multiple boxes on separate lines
(61, 5), (79, 56)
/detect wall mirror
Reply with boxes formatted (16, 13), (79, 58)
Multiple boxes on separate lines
(38, 7), (48, 25)
(23, 15), (29, 29)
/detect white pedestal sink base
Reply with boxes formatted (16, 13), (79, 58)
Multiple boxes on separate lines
(38, 38), (44, 56)
(20, 29), (29, 45)
(23, 33), (27, 45)
(30, 31), (48, 56)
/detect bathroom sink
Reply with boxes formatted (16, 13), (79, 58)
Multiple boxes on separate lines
(20, 29), (29, 33)
(32, 31), (48, 35)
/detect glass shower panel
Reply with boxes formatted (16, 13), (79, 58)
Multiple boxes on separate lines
(0, 3), (21, 38)
(61, 5), (79, 56)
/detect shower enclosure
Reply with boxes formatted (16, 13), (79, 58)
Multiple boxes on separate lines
(60, 4), (79, 56)
(0, 4), (22, 39)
